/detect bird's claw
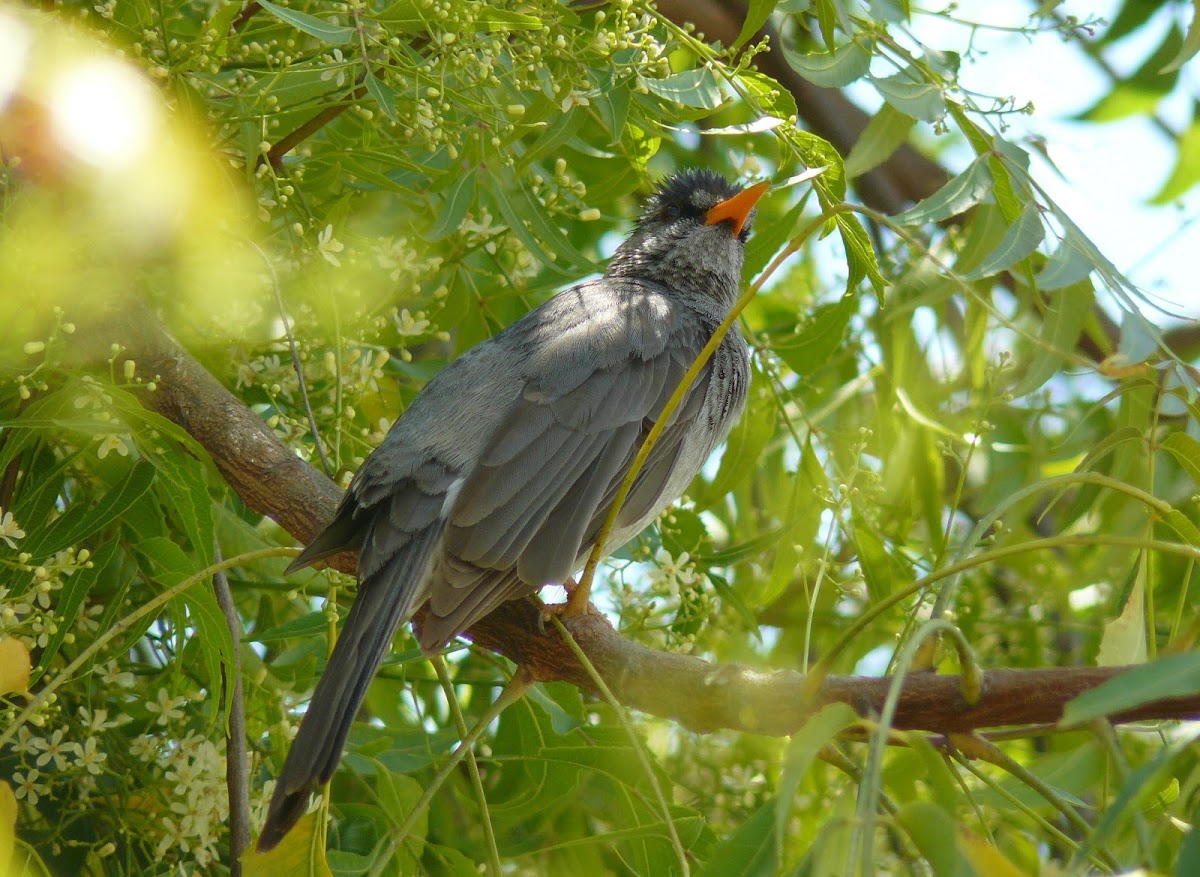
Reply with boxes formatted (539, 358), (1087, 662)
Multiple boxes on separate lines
(538, 578), (598, 634)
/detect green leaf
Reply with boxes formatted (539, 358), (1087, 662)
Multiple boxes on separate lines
(1081, 23), (1184, 119)
(853, 522), (912, 600)
(24, 459), (155, 556)
(426, 168), (477, 241)
(893, 157), (991, 225)
(960, 201), (1045, 279)
(774, 705), (857, 860)
(642, 68), (726, 110)
(490, 174), (593, 273)
(698, 524), (799, 567)
(250, 610), (328, 643)
(131, 536), (235, 713)
(364, 71), (397, 121)
(743, 194), (804, 280)
(1152, 117), (1200, 203)
(773, 292), (858, 376)
(474, 7), (542, 30)
(1062, 653), (1200, 726)
(1161, 2), (1200, 72)
(870, 69), (946, 122)
(708, 573), (760, 632)
(1071, 745), (1184, 869)
(837, 213), (886, 295)
(1161, 432), (1200, 487)
(1116, 310), (1162, 365)
(895, 802), (977, 877)
(844, 104), (915, 179)
(148, 446), (216, 566)
(1163, 507), (1200, 546)
(739, 70), (799, 123)
(1035, 228), (1096, 289)
(1177, 822), (1200, 877)
(1009, 280), (1093, 397)
(372, 0), (429, 31)
(256, 0), (354, 44)
(781, 40), (872, 88)
(528, 681), (584, 735)
(698, 798), (778, 877)
(734, 0), (778, 49)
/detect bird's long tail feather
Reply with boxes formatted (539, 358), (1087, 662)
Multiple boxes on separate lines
(257, 521), (441, 851)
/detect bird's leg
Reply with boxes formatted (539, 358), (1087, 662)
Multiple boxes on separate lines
(539, 576), (597, 627)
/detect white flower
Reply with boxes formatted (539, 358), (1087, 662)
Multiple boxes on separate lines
(0, 510), (25, 548)
(100, 659), (135, 688)
(79, 706), (125, 732)
(74, 736), (107, 775)
(317, 224), (344, 267)
(648, 548), (699, 596)
(145, 688), (186, 726)
(319, 48), (347, 88)
(561, 90), (591, 113)
(12, 768), (47, 806)
(96, 434), (132, 460)
(394, 308), (430, 337)
(33, 728), (79, 770)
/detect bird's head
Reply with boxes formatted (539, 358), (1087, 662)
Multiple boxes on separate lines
(606, 168), (769, 302)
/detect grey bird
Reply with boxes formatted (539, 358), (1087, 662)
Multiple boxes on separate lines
(258, 168), (767, 851)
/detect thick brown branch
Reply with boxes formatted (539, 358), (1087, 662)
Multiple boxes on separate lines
(98, 306), (1200, 736)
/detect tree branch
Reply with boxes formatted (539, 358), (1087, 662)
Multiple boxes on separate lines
(98, 304), (1200, 737)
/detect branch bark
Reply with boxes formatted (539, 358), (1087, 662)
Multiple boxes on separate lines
(97, 304), (1200, 737)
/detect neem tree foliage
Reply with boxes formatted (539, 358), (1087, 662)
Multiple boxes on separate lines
(1, 1), (1198, 875)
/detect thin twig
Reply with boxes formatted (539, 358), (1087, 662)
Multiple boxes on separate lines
(551, 617), (690, 877)
(432, 657), (501, 877)
(265, 76), (369, 171)
(250, 241), (333, 477)
(368, 669), (533, 877)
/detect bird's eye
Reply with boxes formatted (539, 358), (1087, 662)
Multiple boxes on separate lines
(662, 204), (682, 221)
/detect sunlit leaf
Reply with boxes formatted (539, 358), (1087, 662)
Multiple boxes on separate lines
(895, 801), (978, 877)
(1009, 280), (1093, 398)
(781, 40), (872, 88)
(257, 0), (354, 44)
(1096, 577), (1147, 667)
(1063, 653), (1200, 725)
(243, 812), (333, 875)
(773, 291), (858, 376)
(960, 201), (1045, 279)
(1161, 432), (1200, 487)
(734, 0), (778, 49)
(1152, 117), (1200, 203)
(775, 704), (858, 860)
(1035, 228), (1096, 289)
(845, 103), (915, 179)
(893, 157), (991, 225)
(642, 68), (726, 110)
(698, 798), (779, 877)
(871, 68), (946, 121)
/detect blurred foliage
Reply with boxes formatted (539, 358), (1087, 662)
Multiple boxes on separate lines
(0, 0), (1198, 875)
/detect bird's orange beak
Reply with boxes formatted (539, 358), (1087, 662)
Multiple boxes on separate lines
(705, 181), (769, 237)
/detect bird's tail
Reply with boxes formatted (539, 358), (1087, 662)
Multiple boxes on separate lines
(257, 522), (441, 851)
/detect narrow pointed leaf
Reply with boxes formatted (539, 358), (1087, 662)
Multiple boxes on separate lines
(893, 157), (991, 225)
(257, 0), (354, 44)
(961, 202), (1045, 279)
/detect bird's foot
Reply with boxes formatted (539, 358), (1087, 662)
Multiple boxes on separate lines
(538, 578), (598, 633)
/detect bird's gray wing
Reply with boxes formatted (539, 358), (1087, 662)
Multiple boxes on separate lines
(423, 330), (713, 649)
